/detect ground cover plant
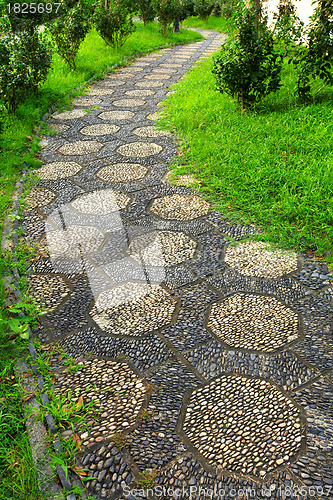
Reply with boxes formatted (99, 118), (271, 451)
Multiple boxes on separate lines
(182, 13), (233, 32)
(158, 52), (333, 260)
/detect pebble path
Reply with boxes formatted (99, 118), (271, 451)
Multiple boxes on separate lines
(22, 29), (333, 499)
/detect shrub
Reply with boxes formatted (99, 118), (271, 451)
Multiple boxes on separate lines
(293, 0), (333, 100)
(48, 0), (90, 70)
(194, 0), (215, 21)
(151, 0), (180, 36)
(212, 4), (282, 108)
(0, 20), (52, 111)
(272, 0), (304, 46)
(94, 0), (136, 49)
(218, 0), (240, 20)
(136, 0), (156, 25)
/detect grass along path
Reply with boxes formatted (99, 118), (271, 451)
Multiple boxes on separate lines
(0, 23), (203, 499)
(158, 54), (333, 262)
(182, 15), (234, 34)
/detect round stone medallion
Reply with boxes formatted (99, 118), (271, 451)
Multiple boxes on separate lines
(24, 187), (56, 209)
(97, 80), (125, 87)
(73, 97), (102, 107)
(52, 109), (86, 120)
(28, 274), (71, 313)
(58, 140), (103, 156)
(80, 124), (120, 136)
(117, 142), (162, 157)
(37, 161), (83, 180)
(206, 293), (301, 353)
(180, 375), (305, 480)
(98, 111), (135, 120)
(149, 194), (210, 220)
(113, 99), (146, 107)
(71, 189), (130, 215)
(96, 162), (148, 183)
(132, 126), (170, 138)
(225, 241), (299, 278)
(144, 74), (171, 80)
(152, 68), (177, 74)
(125, 89), (155, 97)
(87, 88), (115, 96)
(135, 81), (164, 88)
(90, 283), (178, 336)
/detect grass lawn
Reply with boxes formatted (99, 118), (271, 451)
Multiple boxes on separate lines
(158, 53), (333, 262)
(183, 15), (234, 34)
(0, 22), (203, 499)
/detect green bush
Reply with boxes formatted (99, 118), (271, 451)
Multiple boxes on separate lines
(152, 0), (180, 36)
(0, 20), (52, 111)
(293, 0), (333, 100)
(194, 0), (215, 21)
(94, 0), (136, 49)
(272, 0), (304, 46)
(48, 0), (90, 69)
(136, 0), (156, 25)
(212, 5), (282, 108)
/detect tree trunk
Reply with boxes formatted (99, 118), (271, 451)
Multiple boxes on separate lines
(253, 0), (261, 31)
(174, 17), (180, 33)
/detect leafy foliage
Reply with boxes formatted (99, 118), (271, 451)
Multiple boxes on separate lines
(218, 0), (240, 20)
(292, 0), (333, 100)
(272, 0), (304, 46)
(48, 0), (90, 69)
(151, 0), (180, 36)
(136, 0), (156, 25)
(0, 25), (52, 111)
(212, 4), (282, 108)
(94, 0), (136, 49)
(194, 0), (215, 21)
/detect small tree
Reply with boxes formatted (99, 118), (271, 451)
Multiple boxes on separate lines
(194, 0), (215, 21)
(212, 4), (282, 108)
(152, 0), (180, 36)
(94, 0), (136, 49)
(136, 0), (155, 25)
(293, 0), (333, 100)
(48, 0), (90, 70)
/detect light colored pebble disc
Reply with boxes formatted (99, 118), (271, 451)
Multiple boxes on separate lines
(91, 283), (177, 336)
(58, 140), (103, 156)
(25, 187), (56, 209)
(53, 109), (86, 120)
(132, 126), (170, 138)
(149, 194), (210, 220)
(96, 163), (148, 182)
(207, 293), (300, 352)
(125, 89), (155, 97)
(113, 99), (146, 107)
(37, 161), (83, 180)
(135, 81), (164, 88)
(71, 189), (130, 215)
(80, 124), (120, 136)
(225, 241), (298, 278)
(28, 274), (70, 313)
(181, 375), (305, 479)
(87, 88), (115, 96)
(117, 142), (162, 157)
(98, 111), (135, 120)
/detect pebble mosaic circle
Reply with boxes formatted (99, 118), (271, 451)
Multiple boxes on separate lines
(144, 74), (171, 80)
(99, 111), (135, 120)
(182, 375), (305, 479)
(159, 63), (182, 68)
(96, 163), (148, 182)
(28, 274), (70, 313)
(71, 189), (130, 215)
(207, 293), (300, 352)
(47, 225), (105, 260)
(135, 81), (164, 88)
(90, 284), (177, 336)
(54, 359), (146, 444)
(132, 126), (170, 138)
(87, 88), (115, 96)
(183, 376), (305, 478)
(25, 187), (56, 209)
(125, 90), (155, 97)
(74, 97), (102, 107)
(129, 230), (197, 267)
(51, 124), (70, 133)
(79, 124), (120, 136)
(117, 142), (162, 157)
(97, 80), (125, 87)
(58, 140), (103, 156)
(224, 241), (298, 278)
(152, 68), (177, 74)
(113, 99), (146, 107)
(149, 194), (210, 220)
(53, 109), (86, 120)
(37, 161), (83, 180)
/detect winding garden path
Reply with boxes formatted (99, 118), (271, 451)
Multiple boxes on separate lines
(22, 30), (333, 499)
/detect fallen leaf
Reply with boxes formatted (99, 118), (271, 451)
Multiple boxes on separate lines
(26, 136), (32, 141)
(72, 433), (82, 450)
(76, 395), (83, 410)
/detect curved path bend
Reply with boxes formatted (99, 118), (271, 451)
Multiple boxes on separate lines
(23, 30), (333, 500)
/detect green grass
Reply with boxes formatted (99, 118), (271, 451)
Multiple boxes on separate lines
(159, 55), (333, 261)
(183, 15), (234, 34)
(0, 22), (203, 498)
